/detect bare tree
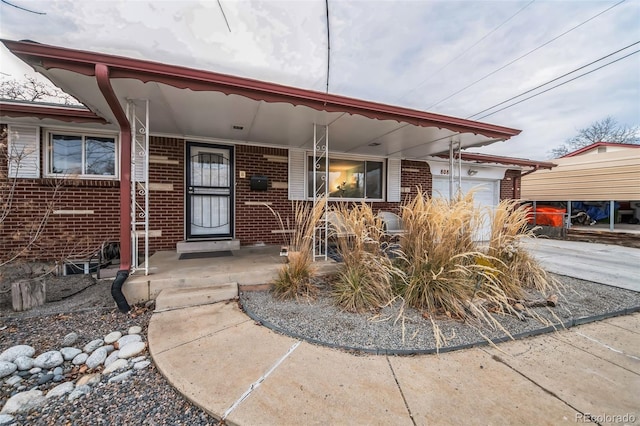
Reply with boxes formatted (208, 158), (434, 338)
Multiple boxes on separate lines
(550, 117), (640, 158)
(0, 75), (81, 105)
(0, 127), (66, 268)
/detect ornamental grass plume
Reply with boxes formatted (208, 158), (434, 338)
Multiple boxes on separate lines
(329, 203), (402, 312)
(396, 188), (493, 315)
(487, 199), (559, 299)
(263, 198), (326, 300)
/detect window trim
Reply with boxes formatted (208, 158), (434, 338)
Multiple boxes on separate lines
(305, 153), (387, 202)
(44, 129), (119, 180)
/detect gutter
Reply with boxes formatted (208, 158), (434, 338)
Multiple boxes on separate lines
(95, 63), (132, 313)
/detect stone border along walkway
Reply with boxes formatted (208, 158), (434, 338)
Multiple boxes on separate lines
(241, 302), (640, 355)
(0, 325), (150, 422)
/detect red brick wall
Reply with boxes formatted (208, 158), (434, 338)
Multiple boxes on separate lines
(2, 121), (520, 261)
(0, 130), (185, 262)
(500, 169), (522, 200)
(235, 145), (291, 246)
(1, 125), (120, 262)
(146, 136), (184, 250)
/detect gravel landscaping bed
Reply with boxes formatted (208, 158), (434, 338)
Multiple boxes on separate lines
(2, 269), (639, 424)
(0, 277), (219, 426)
(240, 273), (640, 354)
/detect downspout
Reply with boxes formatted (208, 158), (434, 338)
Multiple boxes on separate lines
(520, 165), (539, 177)
(96, 63), (132, 313)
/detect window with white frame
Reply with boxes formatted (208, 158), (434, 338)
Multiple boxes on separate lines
(307, 156), (384, 200)
(47, 132), (117, 178)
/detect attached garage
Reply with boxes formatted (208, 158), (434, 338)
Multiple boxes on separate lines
(427, 160), (508, 241)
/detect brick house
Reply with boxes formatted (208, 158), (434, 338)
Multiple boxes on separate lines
(1, 40), (554, 285)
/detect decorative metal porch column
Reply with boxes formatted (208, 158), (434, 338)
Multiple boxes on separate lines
(126, 99), (150, 275)
(312, 123), (329, 261)
(448, 138), (462, 200)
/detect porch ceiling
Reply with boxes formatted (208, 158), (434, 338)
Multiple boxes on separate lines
(4, 39), (521, 158)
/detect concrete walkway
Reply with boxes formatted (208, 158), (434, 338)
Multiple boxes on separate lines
(148, 239), (640, 425)
(149, 303), (639, 425)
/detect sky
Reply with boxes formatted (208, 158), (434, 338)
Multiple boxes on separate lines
(0, 0), (639, 160)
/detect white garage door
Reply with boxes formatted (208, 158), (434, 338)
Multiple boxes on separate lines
(432, 177), (499, 241)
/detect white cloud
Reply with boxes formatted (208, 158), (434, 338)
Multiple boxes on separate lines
(0, 0), (638, 160)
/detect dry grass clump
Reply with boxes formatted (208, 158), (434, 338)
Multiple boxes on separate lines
(395, 191), (559, 330)
(264, 199), (326, 300)
(329, 203), (401, 312)
(487, 199), (558, 298)
(397, 189), (497, 316)
(279, 189), (558, 343)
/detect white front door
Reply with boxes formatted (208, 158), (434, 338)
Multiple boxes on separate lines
(186, 143), (234, 239)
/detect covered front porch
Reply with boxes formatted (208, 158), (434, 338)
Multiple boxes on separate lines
(2, 39), (524, 310)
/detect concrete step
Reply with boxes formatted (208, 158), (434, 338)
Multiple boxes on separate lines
(176, 240), (240, 254)
(154, 282), (238, 312)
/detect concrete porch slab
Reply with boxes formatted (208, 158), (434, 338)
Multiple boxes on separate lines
(123, 245), (338, 303)
(176, 239), (240, 253)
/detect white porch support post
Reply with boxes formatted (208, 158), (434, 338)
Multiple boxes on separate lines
(457, 140), (462, 194)
(566, 200), (571, 229)
(448, 139), (454, 200)
(312, 123), (328, 261)
(447, 138), (462, 202)
(127, 99), (150, 275)
(610, 200), (615, 231)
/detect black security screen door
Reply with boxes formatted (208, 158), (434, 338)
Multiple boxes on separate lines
(186, 143), (234, 239)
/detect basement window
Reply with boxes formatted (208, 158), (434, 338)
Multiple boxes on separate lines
(46, 131), (117, 178)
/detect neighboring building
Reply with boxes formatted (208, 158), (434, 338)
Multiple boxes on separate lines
(521, 142), (640, 228)
(1, 39), (553, 274)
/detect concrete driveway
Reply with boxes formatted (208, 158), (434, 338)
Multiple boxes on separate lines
(522, 238), (640, 292)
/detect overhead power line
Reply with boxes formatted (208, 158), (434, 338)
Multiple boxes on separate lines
(217, 0), (231, 32)
(325, 0), (331, 95)
(468, 41), (640, 119)
(473, 48), (639, 120)
(1, 0), (45, 14)
(397, 0), (537, 103)
(425, 0), (627, 111)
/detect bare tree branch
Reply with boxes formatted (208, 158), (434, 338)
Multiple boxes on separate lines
(0, 75), (81, 105)
(550, 117), (640, 158)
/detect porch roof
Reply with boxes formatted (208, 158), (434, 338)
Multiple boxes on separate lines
(0, 99), (108, 127)
(2, 39), (521, 158)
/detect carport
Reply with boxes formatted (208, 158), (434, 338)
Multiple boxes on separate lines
(521, 148), (640, 231)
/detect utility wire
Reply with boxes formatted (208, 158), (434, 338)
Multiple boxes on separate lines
(468, 41), (640, 119)
(217, 0), (231, 32)
(397, 0), (537, 103)
(1, 0), (45, 14)
(425, 0), (626, 110)
(325, 0), (331, 95)
(474, 49), (639, 120)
